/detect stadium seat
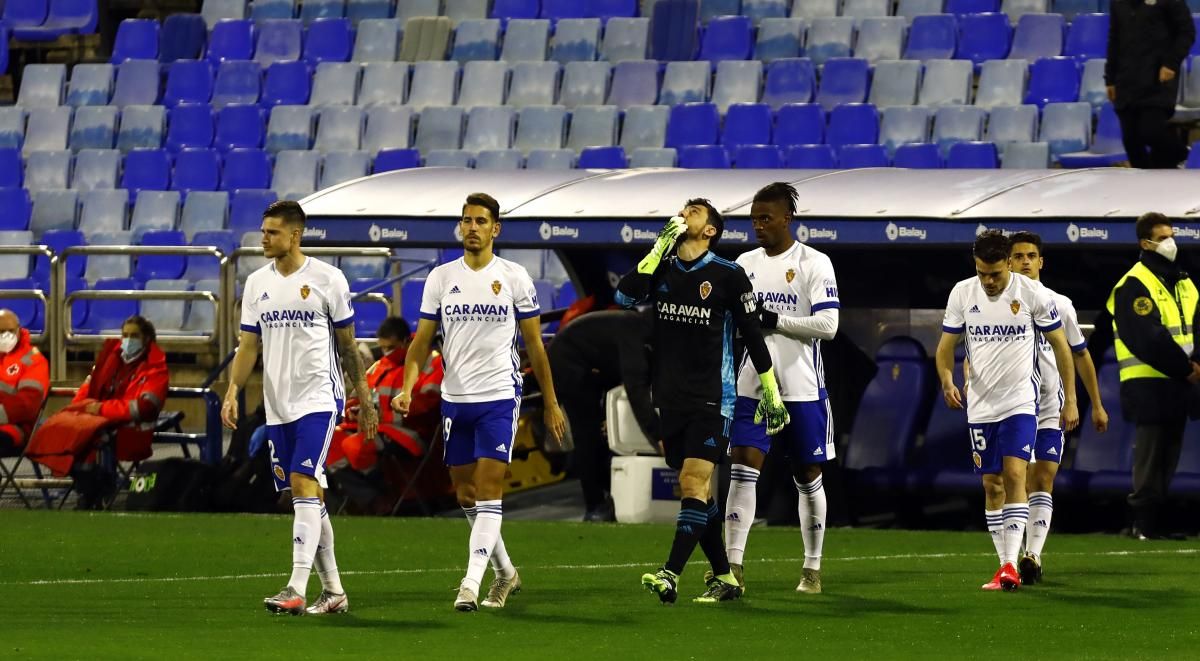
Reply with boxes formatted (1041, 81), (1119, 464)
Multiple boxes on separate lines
(1039, 101), (1092, 160)
(358, 62), (411, 106)
(827, 103), (880, 150)
(1025, 56), (1080, 108)
(502, 19), (551, 62)
(665, 102), (719, 149)
(650, 0), (701, 61)
(1064, 12), (1108, 61)
(363, 106), (415, 154)
(22, 107), (71, 155)
(163, 60), (215, 109)
(918, 58), (973, 106)
(255, 19), (303, 66)
(2, 0), (49, 32)
(398, 16), (453, 62)
(1053, 0), (1100, 20)
(352, 19), (400, 62)
(84, 276), (140, 331)
(129, 191), (180, 239)
(305, 18), (354, 65)
(179, 191), (229, 239)
(839, 143), (890, 168)
(474, 149), (524, 169)
(424, 149), (475, 166)
(699, 0), (740, 24)
(526, 148), (575, 169)
(111, 18), (159, 63)
(541, 0), (592, 20)
(1002, 0), (1049, 20)
(1079, 57), (1109, 109)
(816, 58), (870, 111)
(69, 106), (118, 151)
(134, 230), (188, 282)
(121, 149), (171, 197)
(699, 15), (753, 63)
(110, 59), (160, 107)
(391, 0), (440, 25)
(514, 105), (568, 154)
(24, 151), (72, 191)
(72, 149), (120, 191)
(599, 17), (650, 62)
(1008, 13), (1065, 61)
(311, 62), (362, 107)
(18, 64), (67, 108)
(172, 148), (221, 194)
(578, 145), (628, 167)
(462, 106), (516, 152)
(0, 149), (22, 189)
(551, 18), (602, 63)
(229, 189), (278, 236)
(975, 59), (1028, 108)
(215, 104), (266, 152)
(933, 105), (987, 156)
(319, 150), (370, 188)
(140, 279), (191, 334)
(733, 144), (783, 168)
(160, 14), (208, 64)
(986, 104), (1039, 144)
(28, 190), (77, 234)
(761, 57), (815, 110)
(314, 106), (364, 152)
(1057, 358), (1134, 493)
(373, 148), (422, 172)
(415, 106), (466, 151)
(507, 62), (561, 107)
(183, 231), (236, 282)
(561, 62), (612, 108)
(207, 19), (255, 63)
(843, 0), (892, 21)
(264, 105), (315, 152)
(0, 230), (34, 277)
(252, 0), (297, 21)
(743, 0), (788, 24)
(893, 142), (942, 168)
(678, 144), (730, 168)
(879, 106), (932, 155)
(0, 108), (25, 151)
(721, 103), (772, 150)
(629, 147), (677, 167)
(236, 230), (269, 280)
(458, 61), (511, 108)
(452, 19), (501, 62)
(945, 0), (998, 16)
(607, 61), (660, 109)
(261, 60), (312, 107)
(946, 140), (999, 167)
(711, 61), (762, 112)
(271, 150), (322, 198)
(166, 104), (215, 153)
(869, 60), (922, 108)
(905, 14), (957, 62)
(806, 17), (854, 65)
(212, 60), (264, 109)
(1001, 140), (1050, 167)
(492, 0), (540, 21)
(301, 0), (345, 23)
(10, 0), (98, 41)
(36, 228), (86, 280)
(66, 63), (114, 106)
(221, 148), (273, 190)
(791, 0), (839, 20)
(855, 17), (906, 63)
(408, 61), (460, 110)
(566, 105), (619, 152)
(897, 0), (947, 23)
(1057, 102), (1126, 167)
(620, 105), (669, 150)
(773, 102), (825, 146)
(956, 12), (1011, 66)
(754, 17), (805, 62)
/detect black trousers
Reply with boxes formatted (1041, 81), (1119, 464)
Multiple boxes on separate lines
(1116, 106), (1189, 169)
(1128, 418), (1186, 526)
(561, 376), (611, 512)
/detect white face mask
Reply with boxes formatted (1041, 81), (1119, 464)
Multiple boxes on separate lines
(0, 331), (17, 354)
(1151, 237), (1179, 262)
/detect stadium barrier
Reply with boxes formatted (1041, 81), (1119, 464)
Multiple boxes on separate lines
(0, 245), (54, 344)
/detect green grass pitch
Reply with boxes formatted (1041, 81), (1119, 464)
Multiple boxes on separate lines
(2, 511), (1198, 660)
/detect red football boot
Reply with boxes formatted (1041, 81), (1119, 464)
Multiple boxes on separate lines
(981, 566), (1004, 591)
(999, 562), (1020, 592)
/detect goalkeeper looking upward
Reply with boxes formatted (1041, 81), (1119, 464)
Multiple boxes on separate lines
(616, 199), (788, 605)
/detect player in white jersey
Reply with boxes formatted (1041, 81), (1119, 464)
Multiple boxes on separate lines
(394, 193), (565, 612)
(936, 230), (1079, 592)
(222, 201), (377, 615)
(1006, 232), (1107, 584)
(720, 183), (839, 595)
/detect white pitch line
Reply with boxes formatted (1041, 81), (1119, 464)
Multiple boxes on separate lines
(6, 547), (1197, 588)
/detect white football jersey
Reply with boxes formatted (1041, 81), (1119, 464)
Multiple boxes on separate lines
(735, 242), (840, 402)
(1035, 283), (1087, 430)
(241, 257), (354, 426)
(942, 272), (1061, 424)
(420, 256), (540, 403)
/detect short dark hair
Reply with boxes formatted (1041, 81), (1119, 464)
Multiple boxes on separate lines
(1136, 212), (1172, 241)
(752, 182), (799, 216)
(973, 229), (1011, 264)
(376, 316), (410, 341)
(1008, 230), (1043, 254)
(688, 197), (724, 248)
(263, 200), (306, 229)
(123, 314), (157, 345)
(463, 193), (501, 222)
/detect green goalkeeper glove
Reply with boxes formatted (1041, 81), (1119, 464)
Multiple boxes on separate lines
(754, 367), (790, 435)
(637, 216), (687, 274)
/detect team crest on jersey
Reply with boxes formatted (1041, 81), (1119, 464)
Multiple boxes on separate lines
(785, 268), (796, 283)
(1010, 300), (1021, 315)
(972, 452), (982, 469)
(273, 465), (286, 481)
(1133, 296), (1154, 316)
(491, 280), (502, 296)
(300, 285), (310, 300)
(6, 364), (17, 376)
(699, 281), (712, 300)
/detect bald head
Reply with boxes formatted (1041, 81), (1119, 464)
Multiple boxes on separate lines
(0, 309), (19, 333)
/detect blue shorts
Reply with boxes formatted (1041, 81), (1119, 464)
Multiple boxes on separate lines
(1033, 427), (1064, 464)
(265, 410), (337, 491)
(730, 396), (836, 463)
(968, 414), (1036, 475)
(441, 397), (520, 466)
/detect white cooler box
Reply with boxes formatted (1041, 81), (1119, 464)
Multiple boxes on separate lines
(606, 385), (681, 524)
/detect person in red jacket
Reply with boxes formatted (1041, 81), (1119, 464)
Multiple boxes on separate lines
(0, 309), (50, 452)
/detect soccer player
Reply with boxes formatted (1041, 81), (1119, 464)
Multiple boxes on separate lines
(393, 193), (565, 612)
(1007, 231), (1108, 584)
(722, 182), (839, 595)
(935, 230), (1079, 592)
(616, 199), (789, 605)
(222, 200), (377, 615)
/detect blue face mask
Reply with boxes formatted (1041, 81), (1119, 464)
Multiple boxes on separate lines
(121, 337), (144, 362)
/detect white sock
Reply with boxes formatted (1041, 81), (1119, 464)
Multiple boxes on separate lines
(463, 500), (504, 594)
(1002, 503), (1029, 567)
(288, 497), (323, 597)
(795, 475), (827, 571)
(462, 505), (516, 579)
(313, 505), (344, 595)
(1026, 491), (1053, 559)
(985, 509), (1005, 564)
(725, 464), (760, 565)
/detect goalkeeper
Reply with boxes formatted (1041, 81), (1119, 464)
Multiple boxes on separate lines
(616, 199), (788, 606)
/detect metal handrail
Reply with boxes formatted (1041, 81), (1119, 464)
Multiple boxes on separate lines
(0, 289), (48, 343)
(0, 245), (56, 349)
(63, 290), (220, 345)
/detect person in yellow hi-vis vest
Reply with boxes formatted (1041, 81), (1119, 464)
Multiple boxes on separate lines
(1106, 212), (1200, 540)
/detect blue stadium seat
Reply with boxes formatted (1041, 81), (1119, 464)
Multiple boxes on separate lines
(791, 0), (838, 20)
(628, 147), (677, 167)
(607, 60), (660, 109)
(577, 145), (627, 167)
(761, 57), (815, 110)
(1001, 140), (1050, 167)
(163, 60), (214, 109)
(35, 228), (86, 280)
(918, 58), (973, 106)
(1057, 102), (1126, 167)
(319, 150), (370, 188)
(754, 17), (805, 62)
(407, 61), (460, 110)
(22, 107), (71, 155)
(212, 60), (264, 108)
(1008, 13), (1065, 61)
(1079, 57), (1109, 109)
(2, 0), (50, 31)
(944, 0), (998, 16)
(827, 103), (880, 150)
(620, 105), (670, 150)
(712, 60), (762, 112)
(0, 276), (45, 331)
(1064, 12), (1108, 62)
(185, 233), (236, 286)
(0, 108), (25, 151)
(1039, 101), (1091, 160)
(399, 277), (425, 330)
(78, 189), (128, 235)
(678, 144), (729, 168)
(806, 17), (854, 65)
(66, 63), (113, 106)
(83, 277), (140, 331)
(733, 144), (783, 168)
(122, 149), (171, 197)
(72, 149), (120, 192)
(17, 64), (66, 107)
(599, 17), (649, 62)
(112, 19), (159, 63)
(855, 17), (906, 63)
(111, 60), (161, 108)
(305, 17), (354, 65)
(229, 189), (277, 236)
(251, 0), (297, 21)
(24, 151), (72, 191)
(699, 0), (741, 24)
(721, 103), (772, 149)
(699, 15), (753, 63)
(1001, 0), (1049, 20)
(458, 61), (510, 108)
(474, 148), (524, 169)
(160, 14), (208, 64)
(665, 102), (719, 149)
(492, 0), (540, 21)
(1052, 0), (1099, 20)
(30, 190), (76, 234)
(134, 229), (188, 282)
(10, 0), (99, 41)
(69, 106), (118, 151)
(301, 0), (345, 23)
(179, 191), (229, 239)
(261, 60), (312, 107)
(526, 148), (574, 169)
(221, 148), (273, 190)
(352, 18), (400, 62)
(215, 104), (266, 152)
(816, 57), (869, 111)
(462, 106), (516, 152)
(650, 0), (701, 61)
(415, 106), (466, 151)
(507, 61), (561, 107)
(501, 19), (551, 62)
(744, 0), (789, 24)
(975, 59), (1027, 108)
(452, 19), (502, 62)
(166, 104), (215, 153)
(773, 102), (824, 146)
(904, 14), (957, 62)
(560, 62), (612, 108)
(933, 105), (987, 156)
(207, 19), (255, 63)
(1024, 56), (1080, 107)
(130, 191), (180, 239)
(0, 149), (22, 189)
(264, 105), (315, 152)
(869, 59), (922, 108)
(946, 140), (999, 167)
(271, 150), (322, 198)
(172, 148), (221, 194)
(551, 18), (601, 63)
(373, 148), (422, 171)
(956, 12), (1011, 66)
(986, 103), (1039, 144)
(1057, 358), (1134, 493)
(363, 106), (414, 154)
(515, 105), (568, 154)
(358, 62), (410, 106)
(541, 0), (591, 20)
(893, 142), (943, 168)
(350, 278), (390, 337)
(879, 106), (932, 155)
(255, 19), (303, 65)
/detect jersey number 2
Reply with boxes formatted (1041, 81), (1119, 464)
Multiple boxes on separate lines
(970, 428), (987, 451)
